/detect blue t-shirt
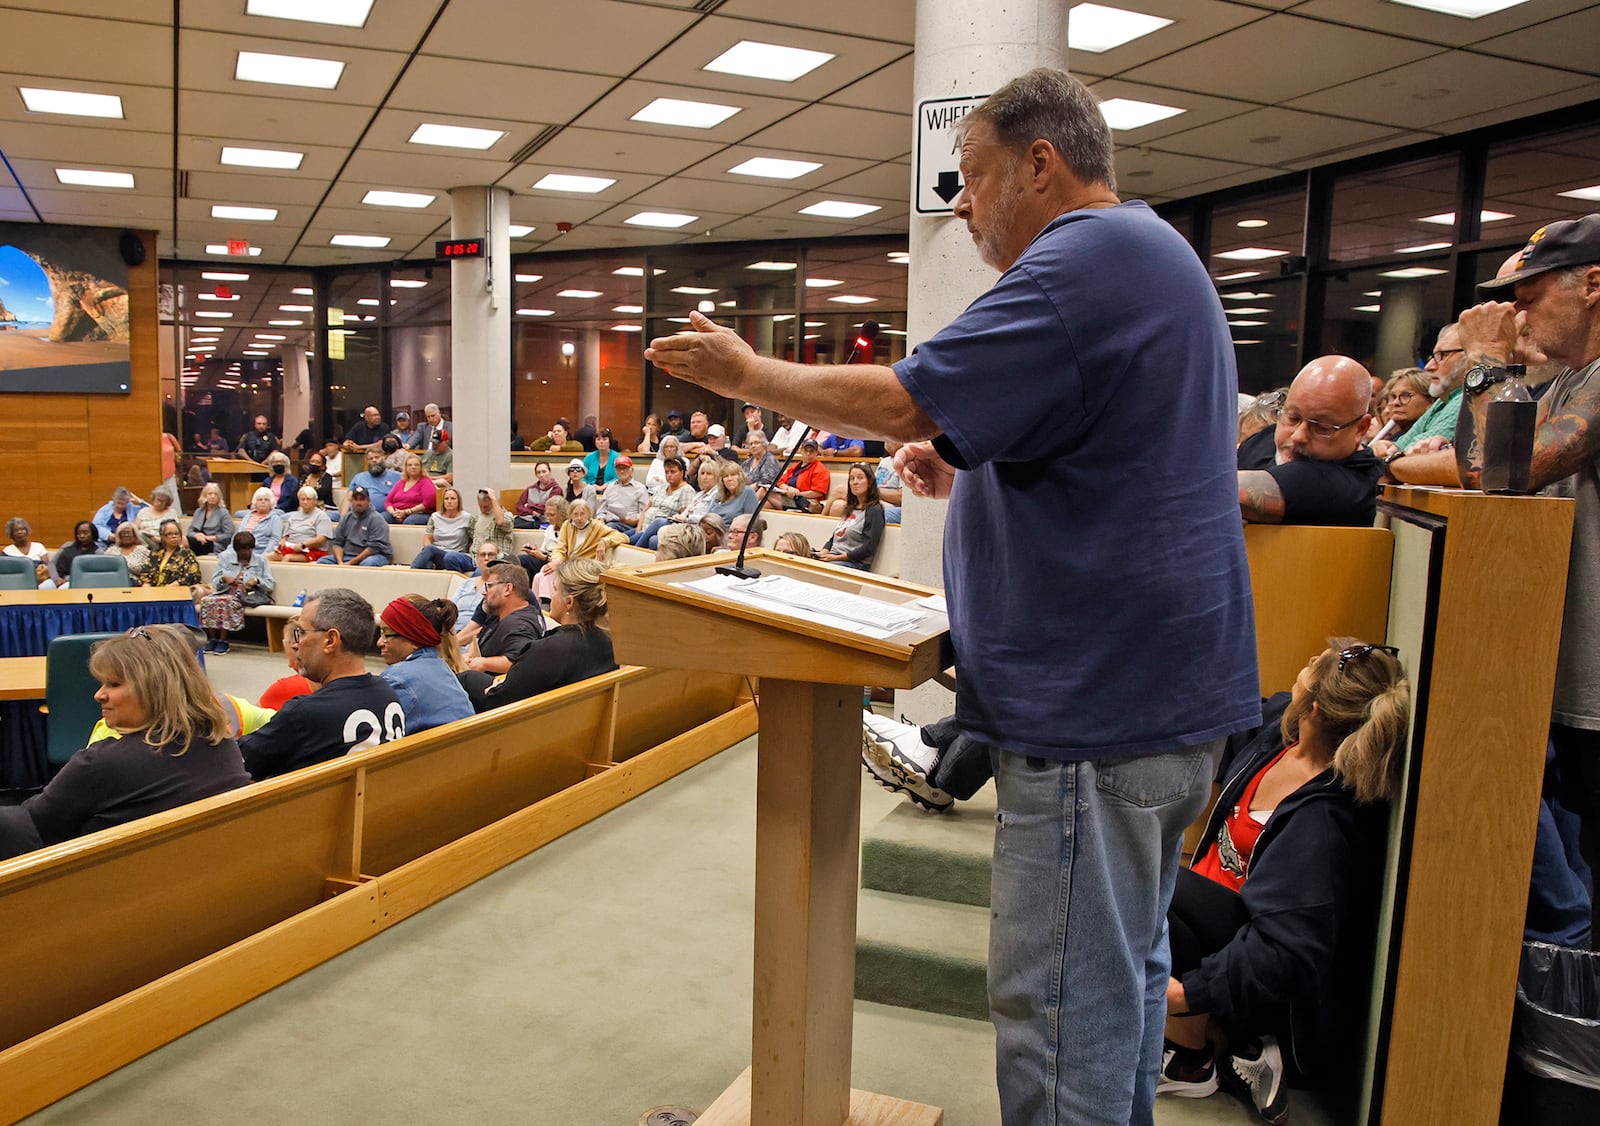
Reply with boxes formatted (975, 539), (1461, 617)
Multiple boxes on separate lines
(349, 468), (401, 512)
(894, 202), (1260, 760)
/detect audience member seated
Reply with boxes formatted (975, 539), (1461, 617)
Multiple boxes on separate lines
(594, 456), (648, 534)
(562, 458), (598, 512)
(450, 544), (501, 637)
(458, 563), (548, 711)
(513, 462), (562, 529)
(820, 433), (865, 456)
(727, 513), (765, 553)
(237, 414), (281, 464)
(535, 499), (628, 602)
(414, 485), (468, 558)
(415, 403), (449, 454)
(380, 435), (408, 474)
(320, 438), (346, 489)
(241, 589), (406, 779)
(530, 420), (584, 453)
(518, 496), (566, 574)
(733, 401), (764, 451)
(1237, 356), (1382, 526)
(637, 413), (661, 454)
(377, 595), (474, 733)
(205, 426), (231, 455)
(631, 456), (693, 547)
(321, 486), (393, 567)
(0, 628), (251, 860)
(702, 424), (738, 461)
(345, 448), (401, 515)
(389, 409), (422, 450)
(645, 436), (685, 492)
(672, 458), (723, 527)
(261, 451), (300, 512)
(107, 524), (151, 584)
(709, 461), (760, 525)
(4, 516), (51, 587)
(1237, 390), (1286, 447)
(584, 429), (621, 487)
(199, 531), (274, 654)
(260, 614), (316, 710)
(825, 443), (904, 523)
(384, 452), (438, 525)
(342, 405), (388, 454)
(81, 627), (272, 743)
(1158, 641), (1408, 1126)
(769, 413), (809, 453)
(237, 487), (285, 555)
(655, 524), (706, 561)
(1369, 323), (1472, 487)
(741, 432), (780, 487)
(483, 559), (619, 710)
(699, 512), (726, 553)
(134, 486), (179, 548)
(661, 409), (691, 442)
(772, 531), (812, 558)
(815, 464), (885, 570)
(766, 439), (831, 512)
(680, 410), (714, 458)
(273, 487), (334, 562)
(187, 482), (235, 557)
(413, 488), (511, 572)
(574, 414), (598, 451)
(1371, 368), (1430, 445)
(300, 450), (335, 507)
(50, 521), (101, 588)
(145, 519), (202, 590)
(422, 428), (453, 485)
(93, 486), (147, 545)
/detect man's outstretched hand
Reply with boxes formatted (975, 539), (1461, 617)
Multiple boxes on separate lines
(645, 311), (753, 396)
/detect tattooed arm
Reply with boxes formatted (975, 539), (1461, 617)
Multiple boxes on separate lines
(1238, 471), (1287, 523)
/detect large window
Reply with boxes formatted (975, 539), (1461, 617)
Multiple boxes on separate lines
(1484, 124), (1600, 245)
(1330, 154), (1460, 263)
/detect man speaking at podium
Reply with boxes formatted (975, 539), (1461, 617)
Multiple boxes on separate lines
(647, 68), (1258, 1126)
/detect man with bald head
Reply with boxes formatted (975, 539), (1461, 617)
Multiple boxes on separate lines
(1237, 355), (1383, 525)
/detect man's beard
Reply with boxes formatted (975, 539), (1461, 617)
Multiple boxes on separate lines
(973, 164), (1025, 271)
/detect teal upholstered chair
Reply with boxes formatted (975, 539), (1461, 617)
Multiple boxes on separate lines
(0, 557), (35, 589)
(69, 555), (131, 589)
(44, 632), (121, 768)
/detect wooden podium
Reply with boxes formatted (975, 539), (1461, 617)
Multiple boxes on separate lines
(205, 457), (268, 511)
(604, 551), (954, 1125)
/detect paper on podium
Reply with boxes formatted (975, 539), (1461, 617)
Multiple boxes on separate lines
(680, 573), (932, 639)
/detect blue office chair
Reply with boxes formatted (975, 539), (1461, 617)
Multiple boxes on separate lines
(43, 631), (121, 768)
(0, 556), (35, 589)
(70, 554), (131, 589)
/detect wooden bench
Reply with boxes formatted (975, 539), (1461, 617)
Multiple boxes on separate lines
(0, 663), (756, 1121)
(755, 509), (903, 577)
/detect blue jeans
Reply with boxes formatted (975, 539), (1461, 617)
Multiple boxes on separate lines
(988, 740), (1221, 1126)
(410, 544), (474, 572)
(317, 553), (389, 566)
(631, 517), (669, 547)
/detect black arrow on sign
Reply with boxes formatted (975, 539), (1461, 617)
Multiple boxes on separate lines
(932, 170), (962, 204)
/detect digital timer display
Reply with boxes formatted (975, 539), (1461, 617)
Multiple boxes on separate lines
(435, 238), (485, 259)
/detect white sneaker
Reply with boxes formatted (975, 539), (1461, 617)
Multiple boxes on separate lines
(861, 711), (952, 813)
(1224, 1035), (1289, 1125)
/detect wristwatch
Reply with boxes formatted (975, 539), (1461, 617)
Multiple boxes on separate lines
(1383, 447), (1406, 469)
(1465, 362), (1525, 395)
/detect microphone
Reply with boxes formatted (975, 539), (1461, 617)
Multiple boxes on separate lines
(717, 321), (881, 580)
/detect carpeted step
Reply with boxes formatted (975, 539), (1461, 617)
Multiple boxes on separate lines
(860, 781), (996, 908)
(854, 888), (990, 1022)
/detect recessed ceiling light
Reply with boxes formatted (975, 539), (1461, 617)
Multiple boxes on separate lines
(672, 286), (718, 295)
(195, 311), (233, 318)
(1224, 307), (1271, 315)
(330, 234), (390, 247)
(515, 273), (544, 283)
(799, 200), (880, 219)
(408, 122), (506, 150)
(56, 168), (134, 188)
(887, 252), (911, 264)
(728, 156), (823, 180)
(20, 87), (123, 118)
(1363, 290), (1382, 297)
(1067, 4), (1174, 52)
(1098, 97), (1185, 130)
(609, 324), (644, 333)
(357, 299), (380, 306)
(625, 212), (698, 229)
(630, 97), (741, 129)
(507, 224), (535, 237)
(207, 243), (261, 256)
(829, 295), (875, 304)
(221, 146), (304, 170)
(1399, 241), (1452, 254)
(269, 319), (303, 326)
(245, 0), (375, 28)
(703, 40), (834, 82)
(805, 278), (842, 288)
(235, 50), (345, 90)
(280, 304), (313, 312)
(1221, 291), (1273, 300)
(1233, 340), (1264, 346)
(255, 334), (288, 341)
(1386, 0), (1530, 18)
(613, 305), (644, 314)
(1227, 320), (1267, 327)
(201, 272), (250, 282)
(363, 189), (435, 208)
(243, 351), (270, 357)
(212, 205), (277, 221)
(291, 287), (313, 295)
(558, 289), (603, 298)
(1378, 266), (1448, 278)
(1416, 209), (1515, 225)
(516, 308), (555, 316)
(1354, 304), (1383, 313)
(611, 266), (666, 277)
(1214, 270), (1261, 281)
(1215, 247), (1289, 261)
(197, 294), (238, 302)
(533, 173), (617, 193)
(1558, 185), (1600, 202)
(747, 261), (797, 271)
(1236, 218), (1269, 229)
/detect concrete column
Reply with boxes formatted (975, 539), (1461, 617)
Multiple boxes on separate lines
(897, 0), (1069, 723)
(1374, 282), (1425, 378)
(279, 345), (311, 446)
(449, 186), (513, 496)
(577, 328), (600, 427)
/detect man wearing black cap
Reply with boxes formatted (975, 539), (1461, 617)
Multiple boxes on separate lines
(734, 402), (765, 449)
(1456, 213), (1600, 935)
(321, 485), (393, 566)
(661, 409), (691, 442)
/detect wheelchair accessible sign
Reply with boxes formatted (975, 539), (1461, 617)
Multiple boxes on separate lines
(914, 94), (988, 214)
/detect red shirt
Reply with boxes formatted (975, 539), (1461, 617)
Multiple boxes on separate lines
(783, 460), (832, 496)
(1193, 747), (1288, 892)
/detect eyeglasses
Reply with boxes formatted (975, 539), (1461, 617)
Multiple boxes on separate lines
(293, 624), (332, 644)
(1386, 391), (1416, 405)
(1429, 347), (1465, 365)
(126, 626), (155, 642)
(1271, 406), (1366, 440)
(1337, 643), (1400, 673)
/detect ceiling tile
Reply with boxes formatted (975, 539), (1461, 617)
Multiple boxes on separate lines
(1115, 149), (1266, 199)
(357, 108), (534, 161)
(0, 123), (171, 168)
(0, 11), (171, 85)
(715, 0), (916, 44)
(1085, 78), (1257, 144)
(0, 76), (173, 133)
(1472, 6), (1600, 80)
(823, 56), (913, 114)
(178, 137), (351, 182)
(1291, 0), (1594, 47)
(184, 171), (328, 207)
(178, 29), (407, 107)
(1067, 0), (1269, 75)
(511, 167), (663, 205)
(1154, 106), (1415, 167)
(179, 90), (372, 148)
(301, 205), (444, 236)
(525, 127), (726, 177)
(182, 0), (446, 53)
(814, 161), (912, 202)
(568, 78), (808, 144)
(1424, 81), (1600, 138)
(423, 0), (698, 74)
(506, 198), (619, 227)
(671, 147), (873, 189)
(387, 57), (617, 124)
(321, 180), (454, 214)
(738, 103), (912, 160)
(340, 147), (515, 192)
(587, 202), (744, 233)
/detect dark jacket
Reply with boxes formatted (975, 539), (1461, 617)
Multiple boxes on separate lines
(261, 471), (302, 511)
(1181, 693), (1388, 1078)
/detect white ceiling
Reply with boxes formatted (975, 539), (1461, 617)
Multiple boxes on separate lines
(2, 0), (1599, 272)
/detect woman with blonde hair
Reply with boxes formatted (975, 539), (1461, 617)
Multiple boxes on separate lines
(773, 531), (812, 558)
(377, 595), (474, 732)
(1159, 639), (1409, 1122)
(0, 627), (251, 858)
(186, 481), (235, 555)
(485, 559), (618, 708)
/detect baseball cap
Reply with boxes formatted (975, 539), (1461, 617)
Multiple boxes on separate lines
(566, 458), (586, 472)
(666, 408), (683, 418)
(349, 485), (369, 498)
(615, 455), (632, 468)
(742, 401), (760, 410)
(1480, 214), (1600, 293)
(707, 423), (726, 437)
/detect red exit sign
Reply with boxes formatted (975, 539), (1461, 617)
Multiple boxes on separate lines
(436, 238), (485, 259)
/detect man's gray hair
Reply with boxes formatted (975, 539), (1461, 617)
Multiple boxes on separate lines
(305, 588), (378, 656)
(960, 67), (1116, 192)
(1557, 264), (1598, 288)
